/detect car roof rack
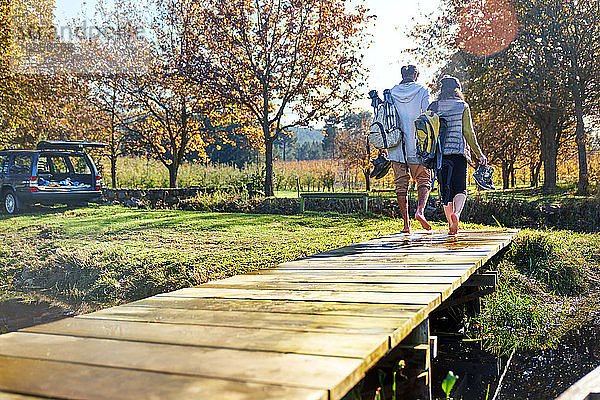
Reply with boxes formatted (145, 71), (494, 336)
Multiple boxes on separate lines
(36, 141), (107, 151)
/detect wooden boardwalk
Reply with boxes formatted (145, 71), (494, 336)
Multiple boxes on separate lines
(0, 229), (517, 400)
(556, 365), (600, 400)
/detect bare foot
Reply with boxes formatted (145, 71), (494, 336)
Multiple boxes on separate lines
(449, 213), (459, 235)
(401, 223), (411, 234)
(415, 212), (432, 231)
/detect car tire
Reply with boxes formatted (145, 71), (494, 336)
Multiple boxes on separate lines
(2, 189), (20, 215)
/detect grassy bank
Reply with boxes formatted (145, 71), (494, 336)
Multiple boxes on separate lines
(475, 230), (600, 354)
(0, 205), (444, 313)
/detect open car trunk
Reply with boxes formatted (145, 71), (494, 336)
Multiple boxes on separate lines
(35, 152), (95, 192)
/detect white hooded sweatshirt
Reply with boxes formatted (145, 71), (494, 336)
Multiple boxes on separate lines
(388, 82), (430, 164)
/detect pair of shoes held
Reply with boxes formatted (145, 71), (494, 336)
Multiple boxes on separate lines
(473, 165), (495, 191)
(370, 154), (391, 179)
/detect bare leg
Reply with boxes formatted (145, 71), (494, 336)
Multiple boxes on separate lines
(415, 185), (432, 230)
(450, 193), (467, 234)
(397, 194), (410, 233)
(443, 203), (453, 233)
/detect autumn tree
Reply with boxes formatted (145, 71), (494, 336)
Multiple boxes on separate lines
(410, 0), (587, 191)
(192, 0), (369, 196)
(322, 116), (339, 159)
(336, 111), (372, 191)
(541, 0), (600, 194)
(1, 0), (103, 148)
(105, 0), (247, 188)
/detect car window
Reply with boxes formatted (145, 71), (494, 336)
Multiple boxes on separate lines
(0, 155), (8, 175)
(37, 157), (51, 174)
(69, 156), (91, 174)
(50, 156), (69, 174)
(10, 155), (33, 175)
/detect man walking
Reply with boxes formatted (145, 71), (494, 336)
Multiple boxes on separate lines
(387, 65), (432, 233)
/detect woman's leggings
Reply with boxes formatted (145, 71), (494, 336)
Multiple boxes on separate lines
(439, 154), (468, 205)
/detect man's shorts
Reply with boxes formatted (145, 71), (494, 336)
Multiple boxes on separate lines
(391, 162), (432, 197)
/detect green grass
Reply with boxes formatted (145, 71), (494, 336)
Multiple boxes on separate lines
(0, 205), (459, 312)
(474, 229), (600, 355)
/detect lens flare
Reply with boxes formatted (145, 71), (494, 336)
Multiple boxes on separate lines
(457, 0), (519, 57)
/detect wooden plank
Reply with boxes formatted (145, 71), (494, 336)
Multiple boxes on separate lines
(157, 287), (442, 306)
(310, 249), (493, 256)
(128, 297), (428, 319)
(463, 272), (498, 287)
(79, 306), (411, 335)
(250, 269), (468, 278)
(24, 318), (390, 359)
(0, 332), (365, 398)
(199, 282), (453, 294)
(312, 242), (512, 254)
(276, 259), (481, 269)
(0, 355), (327, 400)
(218, 274), (460, 285)
(0, 393), (44, 400)
(556, 365), (600, 400)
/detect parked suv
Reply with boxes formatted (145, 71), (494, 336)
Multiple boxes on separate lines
(0, 141), (106, 214)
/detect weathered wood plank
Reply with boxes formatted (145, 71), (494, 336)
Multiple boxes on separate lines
(0, 393), (44, 400)
(276, 259), (481, 269)
(128, 297), (428, 319)
(157, 287), (441, 305)
(249, 269), (468, 278)
(24, 318), (390, 359)
(224, 274), (460, 285)
(200, 282), (453, 294)
(309, 249), (493, 256)
(79, 306), (411, 335)
(0, 332), (365, 398)
(556, 365), (600, 400)
(0, 356), (327, 400)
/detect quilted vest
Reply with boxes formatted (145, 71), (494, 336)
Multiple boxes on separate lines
(434, 99), (468, 156)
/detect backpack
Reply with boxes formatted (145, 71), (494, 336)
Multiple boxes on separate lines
(368, 89), (405, 152)
(414, 102), (448, 170)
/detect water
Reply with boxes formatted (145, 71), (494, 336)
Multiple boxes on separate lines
(432, 321), (600, 399)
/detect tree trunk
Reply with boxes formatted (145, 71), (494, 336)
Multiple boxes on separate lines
(109, 95), (117, 189)
(501, 161), (510, 190)
(539, 120), (559, 191)
(110, 155), (117, 189)
(168, 163), (178, 188)
(510, 162), (516, 188)
(363, 169), (371, 192)
(530, 160), (541, 188)
(264, 139), (274, 197)
(282, 139), (286, 162)
(573, 91), (589, 195)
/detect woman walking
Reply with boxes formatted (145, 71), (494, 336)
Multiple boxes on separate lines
(429, 76), (487, 235)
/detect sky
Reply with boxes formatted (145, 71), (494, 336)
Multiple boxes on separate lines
(54, 0), (442, 112)
(360, 0), (441, 105)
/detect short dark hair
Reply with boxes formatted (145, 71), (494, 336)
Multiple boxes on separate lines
(401, 65), (419, 80)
